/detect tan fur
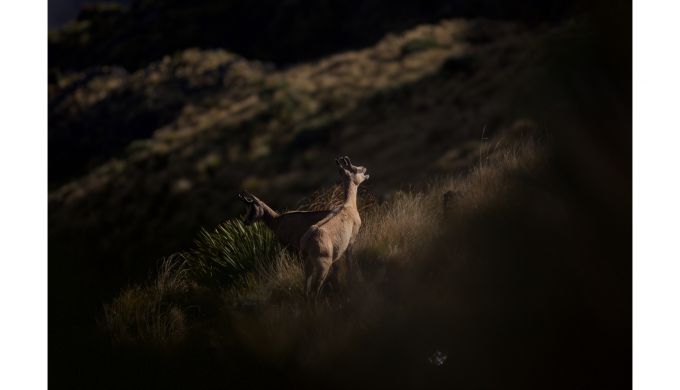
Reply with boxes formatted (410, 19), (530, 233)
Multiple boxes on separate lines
(237, 192), (334, 251)
(300, 156), (369, 295)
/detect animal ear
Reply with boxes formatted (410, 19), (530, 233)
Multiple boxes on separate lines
(336, 157), (349, 169)
(336, 156), (354, 178)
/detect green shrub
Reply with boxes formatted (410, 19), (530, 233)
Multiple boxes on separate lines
(182, 219), (283, 286)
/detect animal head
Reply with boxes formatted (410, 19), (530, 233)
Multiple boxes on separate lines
(336, 156), (369, 185)
(237, 191), (264, 225)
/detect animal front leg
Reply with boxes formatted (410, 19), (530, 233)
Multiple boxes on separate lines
(346, 245), (354, 271)
(327, 263), (341, 291)
(330, 244), (354, 289)
(344, 244), (356, 281)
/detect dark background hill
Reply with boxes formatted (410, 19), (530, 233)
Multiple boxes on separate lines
(49, 0), (131, 29)
(49, 0), (578, 73)
(48, 0), (583, 190)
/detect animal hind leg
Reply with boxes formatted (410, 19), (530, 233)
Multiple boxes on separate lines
(311, 256), (332, 297)
(304, 258), (329, 297)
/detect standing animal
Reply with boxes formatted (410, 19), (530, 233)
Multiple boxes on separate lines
(300, 156), (369, 295)
(237, 191), (334, 251)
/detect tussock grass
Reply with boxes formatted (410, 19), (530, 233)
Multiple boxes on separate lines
(354, 191), (441, 266)
(447, 134), (546, 208)
(224, 250), (305, 304)
(102, 257), (189, 348)
(181, 219), (283, 287)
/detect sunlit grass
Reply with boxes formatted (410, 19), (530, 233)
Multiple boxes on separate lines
(181, 219), (284, 287)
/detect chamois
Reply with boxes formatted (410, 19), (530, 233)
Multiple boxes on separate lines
(237, 191), (334, 251)
(300, 156), (369, 295)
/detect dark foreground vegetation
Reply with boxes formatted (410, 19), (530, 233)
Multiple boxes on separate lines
(49, 1), (630, 389)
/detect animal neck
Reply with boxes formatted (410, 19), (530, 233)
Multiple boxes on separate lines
(258, 201), (281, 230)
(342, 179), (359, 208)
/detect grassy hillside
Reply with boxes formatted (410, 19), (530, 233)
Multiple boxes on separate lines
(95, 133), (629, 389)
(49, 4), (631, 387)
